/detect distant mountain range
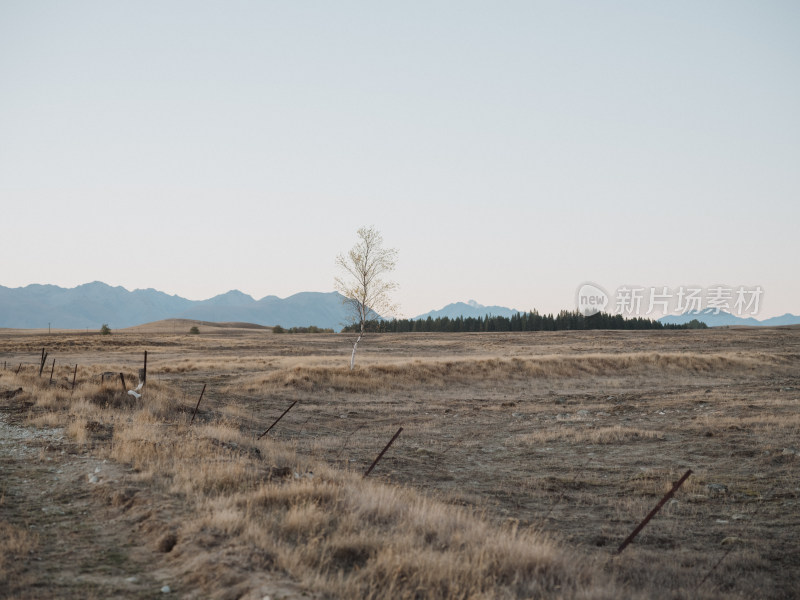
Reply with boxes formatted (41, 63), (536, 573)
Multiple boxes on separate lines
(658, 309), (800, 327)
(0, 283), (797, 331)
(0, 282), (349, 331)
(413, 300), (519, 321)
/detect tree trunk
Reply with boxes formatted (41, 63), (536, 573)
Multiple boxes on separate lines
(349, 336), (360, 371)
(349, 322), (365, 370)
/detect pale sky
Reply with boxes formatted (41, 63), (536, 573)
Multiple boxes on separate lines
(1, 1), (798, 319)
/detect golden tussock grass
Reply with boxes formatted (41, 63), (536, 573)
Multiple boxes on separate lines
(157, 356), (276, 373)
(3, 328), (797, 598)
(66, 416), (90, 445)
(2, 369), (621, 598)
(0, 521), (38, 589)
(224, 474), (614, 599)
(0, 521), (38, 558)
(236, 351), (769, 394)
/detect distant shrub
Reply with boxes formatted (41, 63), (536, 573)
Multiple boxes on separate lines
(189, 326), (200, 334)
(272, 324), (331, 334)
(100, 324), (111, 335)
(287, 326), (334, 334)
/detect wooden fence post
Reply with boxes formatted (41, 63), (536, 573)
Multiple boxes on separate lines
(364, 427), (404, 477)
(257, 400), (298, 440)
(615, 470), (692, 555)
(191, 384), (206, 424)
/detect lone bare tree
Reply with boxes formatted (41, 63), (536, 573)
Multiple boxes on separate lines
(335, 226), (398, 370)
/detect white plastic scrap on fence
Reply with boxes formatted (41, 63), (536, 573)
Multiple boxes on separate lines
(128, 380), (144, 399)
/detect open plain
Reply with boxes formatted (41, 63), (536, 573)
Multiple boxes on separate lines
(0, 323), (798, 598)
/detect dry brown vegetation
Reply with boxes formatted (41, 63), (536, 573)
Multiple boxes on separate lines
(0, 521), (38, 591)
(0, 325), (798, 598)
(0, 369), (618, 599)
(239, 351), (776, 394)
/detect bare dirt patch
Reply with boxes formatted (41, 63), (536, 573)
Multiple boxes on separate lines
(0, 397), (318, 599)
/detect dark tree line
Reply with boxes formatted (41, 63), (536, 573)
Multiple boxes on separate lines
(342, 310), (707, 333)
(273, 325), (334, 334)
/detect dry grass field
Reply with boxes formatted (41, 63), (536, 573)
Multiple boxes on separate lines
(0, 322), (798, 598)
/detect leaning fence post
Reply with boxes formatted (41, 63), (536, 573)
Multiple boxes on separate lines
(39, 350), (48, 377)
(119, 372), (127, 392)
(49, 358), (55, 384)
(616, 469), (692, 555)
(257, 400), (298, 440)
(72, 364), (78, 390)
(190, 384), (206, 424)
(364, 427), (404, 477)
